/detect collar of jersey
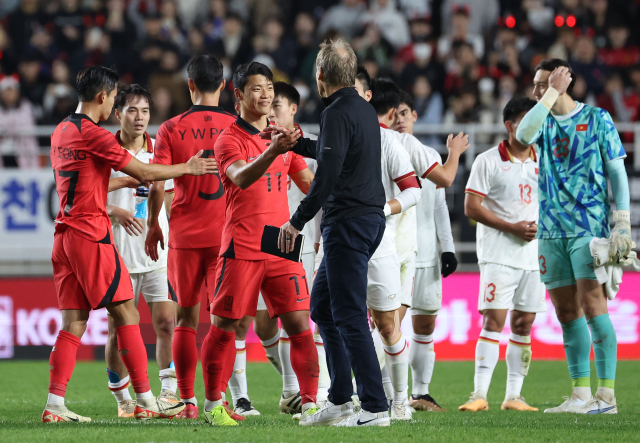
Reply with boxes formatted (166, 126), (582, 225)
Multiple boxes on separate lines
(553, 101), (584, 121)
(69, 113), (97, 125)
(115, 130), (152, 153)
(322, 86), (358, 106)
(236, 115), (271, 136)
(498, 140), (536, 163)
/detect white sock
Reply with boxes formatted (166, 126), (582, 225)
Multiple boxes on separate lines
(383, 335), (409, 404)
(573, 387), (592, 402)
(315, 333), (330, 402)
(279, 330), (299, 397)
(474, 329), (500, 398)
(220, 390), (227, 402)
(47, 393), (65, 406)
(596, 386), (615, 403)
(229, 340), (249, 403)
(261, 330), (282, 375)
(371, 328), (387, 368)
(204, 399), (223, 412)
(409, 333), (435, 397)
(108, 375), (133, 402)
(159, 368), (177, 394)
(505, 333), (531, 401)
(136, 390), (154, 405)
(181, 396), (197, 406)
(380, 364), (394, 401)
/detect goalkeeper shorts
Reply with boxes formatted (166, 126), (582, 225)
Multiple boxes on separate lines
(538, 237), (598, 289)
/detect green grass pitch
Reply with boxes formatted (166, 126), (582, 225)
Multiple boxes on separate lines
(1, 360), (639, 442)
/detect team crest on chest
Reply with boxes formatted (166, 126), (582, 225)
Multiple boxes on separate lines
(501, 166), (511, 171)
(281, 152), (290, 163)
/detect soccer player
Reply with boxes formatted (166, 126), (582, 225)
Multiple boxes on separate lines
(392, 90), (457, 412)
(145, 55), (237, 420)
(516, 59), (632, 414)
(104, 84), (177, 417)
(461, 97), (544, 412)
(203, 62), (318, 426)
(45, 65), (215, 422)
(352, 68), (422, 420)
(227, 81), (321, 417)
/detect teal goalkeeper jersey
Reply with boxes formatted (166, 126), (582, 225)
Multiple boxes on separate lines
(533, 102), (626, 239)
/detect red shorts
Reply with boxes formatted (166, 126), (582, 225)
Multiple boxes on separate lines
(167, 246), (220, 308)
(52, 228), (134, 311)
(212, 257), (310, 319)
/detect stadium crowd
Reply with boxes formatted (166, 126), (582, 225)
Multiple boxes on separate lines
(1, 0), (640, 168)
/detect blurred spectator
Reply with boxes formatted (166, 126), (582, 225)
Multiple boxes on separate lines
(399, 41), (445, 94)
(69, 27), (119, 79)
(53, 0), (86, 55)
(522, 0), (555, 36)
(571, 36), (607, 95)
(254, 18), (298, 77)
(201, 0), (227, 42)
(438, 6), (483, 61)
(444, 87), (479, 123)
(360, 0), (411, 50)
(444, 41), (484, 98)
(0, 22), (19, 75)
(148, 49), (189, 113)
(318, 0), (366, 40)
(441, 0), (499, 36)
(291, 12), (319, 82)
(599, 17), (640, 71)
(159, 0), (187, 52)
(104, 0), (137, 52)
(412, 75), (443, 125)
(17, 54), (48, 117)
(398, 0), (431, 20)
(186, 27), (210, 57)
(42, 58), (75, 119)
(571, 74), (597, 107)
(209, 13), (252, 69)
(3, 0), (47, 55)
(291, 79), (322, 124)
(547, 27), (578, 61)
(0, 75), (39, 168)
(175, 0), (209, 30)
(597, 74), (639, 123)
(352, 24), (395, 71)
(149, 86), (174, 125)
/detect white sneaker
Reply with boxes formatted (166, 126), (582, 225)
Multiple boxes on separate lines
(279, 392), (302, 414)
(299, 400), (354, 426)
(334, 408), (390, 427)
(581, 394), (617, 414)
(544, 394), (591, 413)
(234, 397), (260, 416)
(390, 400), (412, 420)
(42, 405), (91, 423)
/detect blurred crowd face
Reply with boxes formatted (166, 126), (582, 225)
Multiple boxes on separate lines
(574, 36), (596, 63)
(0, 85), (20, 108)
(269, 95), (296, 129)
(116, 95), (151, 139)
(236, 75), (274, 117)
(210, 0), (226, 18)
(392, 103), (417, 134)
(152, 87), (172, 117)
(413, 76), (431, 99)
(52, 59), (70, 84)
(61, 0), (80, 12)
(608, 26), (629, 49)
(452, 12), (470, 36)
(18, 60), (41, 83)
(224, 16), (243, 37)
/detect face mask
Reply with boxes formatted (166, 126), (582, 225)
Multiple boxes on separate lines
(295, 84), (310, 101)
(413, 43), (432, 62)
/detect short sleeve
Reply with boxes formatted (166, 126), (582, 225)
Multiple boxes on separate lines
(288, 152), (309, 175)
(597, 109), (626, 163)
(214, 134), (245, 176)
(165, 179), (174, 192)
(465, 154), (492, 198)
(152, 123), (173, 166)
(86, 126), (131, 171)
(387, 136), (415, 183)
(400, 133), (439, 178)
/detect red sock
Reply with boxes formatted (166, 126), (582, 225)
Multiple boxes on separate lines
(116, 325), (150, 394)
(289, 329), (319, 405)
(201, 324), (235, 402)
(173, 326), (198, 399)
(219, 337), (237, 397)
(48, 330), (81, 396)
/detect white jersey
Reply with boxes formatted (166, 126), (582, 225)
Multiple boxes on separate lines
(465, 141), (539, 271)
(288, 132), (318, 255)
(107, 135), (173, 273)
(394, 132), (443, 267)
(372, 126), (417, 260)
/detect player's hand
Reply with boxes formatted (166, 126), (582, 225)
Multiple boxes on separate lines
(122, 176), (146, 189)
(111, 207), (145, 236)
(441, 251), (458, 278)
(186, 149), (218, 175)
(446, 132), (470, 156)
(145, 222), (164, 261)
(609, 210), (634, 260)
(278, 221), (301, 254)
(270, 128), (301, 155)
(510, 220), (538, 242)
(548, 67), (572, 95)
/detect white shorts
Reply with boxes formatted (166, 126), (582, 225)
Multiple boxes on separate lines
(478, 263), (547, 313)
(257, 251), (315, 312)
(366, 253), (402, 312)
(400, 252), (416, 308)
(107, 267), (170, 315)
(410, 265), (442, 315)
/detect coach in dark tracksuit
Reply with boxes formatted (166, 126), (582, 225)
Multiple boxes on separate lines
(278, 40), (388, 420)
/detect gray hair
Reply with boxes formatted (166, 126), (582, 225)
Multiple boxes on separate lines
(316, 38), (357, 88)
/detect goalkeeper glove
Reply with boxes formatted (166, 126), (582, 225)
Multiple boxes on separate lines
(441, 252), (458, 278)
(609, 210), (634, 260)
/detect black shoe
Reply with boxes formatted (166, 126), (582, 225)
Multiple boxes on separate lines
(234, 397), (260, 416)
(410, 394), (446, 411)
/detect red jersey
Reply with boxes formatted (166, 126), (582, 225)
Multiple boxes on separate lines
(153, 105), (236, 249)
(50, 113), (132, 242)
(214, 117), (308, 260)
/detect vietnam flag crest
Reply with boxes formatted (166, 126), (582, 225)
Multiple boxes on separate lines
(576, 124), (588, 131)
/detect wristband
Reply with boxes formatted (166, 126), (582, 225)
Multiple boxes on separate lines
(383, 203), (392, 217)
(540, 87), (560, 111)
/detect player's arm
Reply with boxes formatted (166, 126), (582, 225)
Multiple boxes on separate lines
(108, 176), (144, 192)
(120, 150), (217, 183)
(385, 143), (421, 215)
(422, 132), (470, 188)
(225, 130), (301, 189)
(464, 193), (537, 242)
(434, 187), (457, 277)
(516, 67), (572, 145)
(107, 204), (144, 236)
(164, 190), (174, 218)
(289, 167), (314, 195)
(292, 137), (318, 159)
(145, 180), (165, 261)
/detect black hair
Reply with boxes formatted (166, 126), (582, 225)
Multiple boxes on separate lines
(534, 58), (576, 95)
(355, 65), (371, 92)
(76, 66), (119, 102)
(186, 55), (224, 93)
(273, 82), (300, 106)
(232, 62), (273, 93)
(398, 90), (414, 111)
(114, 84), (153, 111)
(503, 97), (536, 123)
(370, 77), (401, 116)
